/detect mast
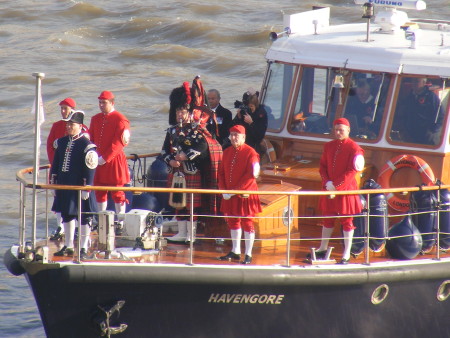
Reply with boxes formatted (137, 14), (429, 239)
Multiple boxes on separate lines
(31, 72), (45, 248)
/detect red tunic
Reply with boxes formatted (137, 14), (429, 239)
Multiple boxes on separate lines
(89, 110), (130, 186)
(47, 120), (89, 164)
(47, 120), (67, 164)
(219, 143), (262, 216)
(318, 137), (364, 215)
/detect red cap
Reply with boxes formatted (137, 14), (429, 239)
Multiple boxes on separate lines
(59, 97), (76, 108)
(333, 117), (350, 127)
(230, 125), (246, 135)
(98, 91), (115, 100)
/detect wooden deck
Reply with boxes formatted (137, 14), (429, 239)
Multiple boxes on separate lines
(48, 222), (447, 266)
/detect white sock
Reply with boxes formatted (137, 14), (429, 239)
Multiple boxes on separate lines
(80, 223), (91, 250)
(115, 202), (126, 222)
(230, 229), (242, 254)
(244, 231), (255, 257)
(97, 201), (107, 212)
(318, 226), (334, 252)
(342, 229), (354, 260)
(64, 220), (76, 248)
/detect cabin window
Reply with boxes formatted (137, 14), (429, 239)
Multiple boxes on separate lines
(290, 67), (340, 135)
(390, 77), (448, 146)
(264, 63), (296, 131)
(343, 72), (391, 140)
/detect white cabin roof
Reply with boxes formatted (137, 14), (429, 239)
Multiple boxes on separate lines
(266, 20), (450, 77)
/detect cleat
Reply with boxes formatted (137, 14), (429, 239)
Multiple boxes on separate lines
(306, 250), (327, 260)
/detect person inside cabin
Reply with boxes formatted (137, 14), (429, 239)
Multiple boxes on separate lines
(218, 125), (262, 265)
(161, 81), (222, 244)
(46, 97), (89, 241)
(231, 90), (268, 157)
(344, 79), (376, 137)
(89, 91), (131, 232)
(51, 111), (98, 260)
(207, 89), (233, 148)
(308, 117), (365, 264)
(393, 77), (444, 145)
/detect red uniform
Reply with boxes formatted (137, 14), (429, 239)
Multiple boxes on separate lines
(89, 110), (130, 203)
(319, 137), (364, 230)
(219, 143), (262, 231)
(47, 120), (89, 164)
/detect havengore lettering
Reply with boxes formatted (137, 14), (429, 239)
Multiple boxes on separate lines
(208, 293), (285, 304)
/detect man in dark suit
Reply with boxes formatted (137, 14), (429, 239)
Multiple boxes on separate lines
(207, 89), (232, 147)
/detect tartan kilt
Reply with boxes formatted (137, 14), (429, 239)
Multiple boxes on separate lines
(167, 171), (202, 209)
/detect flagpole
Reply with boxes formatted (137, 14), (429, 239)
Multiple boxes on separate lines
(31, 72), (45, 249)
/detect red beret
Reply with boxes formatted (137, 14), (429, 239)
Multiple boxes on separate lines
(230, 125), (246, 135)
(59, 97), (76, 108)
(333, 117), (350, 127)
(98, 91), (115, 100)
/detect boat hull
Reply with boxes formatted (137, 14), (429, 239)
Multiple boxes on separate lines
(22, 259), (450, 338)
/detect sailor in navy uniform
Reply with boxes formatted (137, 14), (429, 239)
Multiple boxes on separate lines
(51, 111), (98, 260)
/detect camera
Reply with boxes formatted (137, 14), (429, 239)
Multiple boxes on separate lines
(234, 100), (251, 116)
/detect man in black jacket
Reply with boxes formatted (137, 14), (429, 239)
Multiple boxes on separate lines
(207, 89), (232, 147)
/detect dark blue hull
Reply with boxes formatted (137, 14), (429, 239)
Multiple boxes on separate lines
(21, 261), (450, 338)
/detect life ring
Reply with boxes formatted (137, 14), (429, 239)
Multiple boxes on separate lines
(377, 154), (435, 212)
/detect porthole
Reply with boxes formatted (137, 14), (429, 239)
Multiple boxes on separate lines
(437, 280), (450, 302)
(371, 284), (389, 305)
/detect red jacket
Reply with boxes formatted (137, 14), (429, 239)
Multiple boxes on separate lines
(318, 137), (364, 215)
(219, 143), (262, 216)
(89, 110), (130, 186)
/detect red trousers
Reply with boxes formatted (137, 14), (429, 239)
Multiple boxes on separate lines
(226, 217), (255, 233)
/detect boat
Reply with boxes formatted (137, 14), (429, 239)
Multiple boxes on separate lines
(5, 1), (450, 337)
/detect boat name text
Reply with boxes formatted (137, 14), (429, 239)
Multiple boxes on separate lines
(208, 293), (285, 304)
(366, 1), (404, 6)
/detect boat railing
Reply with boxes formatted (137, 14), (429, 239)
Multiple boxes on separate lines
(14, 154), (450, 266)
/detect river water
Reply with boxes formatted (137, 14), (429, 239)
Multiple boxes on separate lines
(0, 1), (448, 336)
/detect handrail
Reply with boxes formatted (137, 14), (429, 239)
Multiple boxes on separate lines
(14, 153), (450, 267)
(16, 164), (450, 197)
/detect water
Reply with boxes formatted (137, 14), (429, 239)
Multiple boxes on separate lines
(0, 1), (448, 336)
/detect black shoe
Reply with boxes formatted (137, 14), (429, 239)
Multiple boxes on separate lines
(50, 227), (64, 241)
(306, 250), (327, 260)
(54, 246), (67, 257)
(54, 246), (74, 257)
(80, 248), (88, 260)
(241, 255), (252, 264)
(218, 252), (240, 261)
(337, 258), (350, 265)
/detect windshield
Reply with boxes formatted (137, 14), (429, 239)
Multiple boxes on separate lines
(342, 72), (391, 140)
(289, 67), (391, 139)
(390, 77), (448, 146)
(264, 62), (296, 130)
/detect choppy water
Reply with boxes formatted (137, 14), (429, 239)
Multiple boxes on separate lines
(0, 1), (448, 336)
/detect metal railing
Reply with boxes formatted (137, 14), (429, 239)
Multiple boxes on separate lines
(14, 155), (450, 267)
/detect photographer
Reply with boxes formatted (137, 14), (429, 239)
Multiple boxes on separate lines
(231, 91), (268, 156)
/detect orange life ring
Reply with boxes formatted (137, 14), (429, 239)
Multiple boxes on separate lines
(377, 154), (435, 212)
